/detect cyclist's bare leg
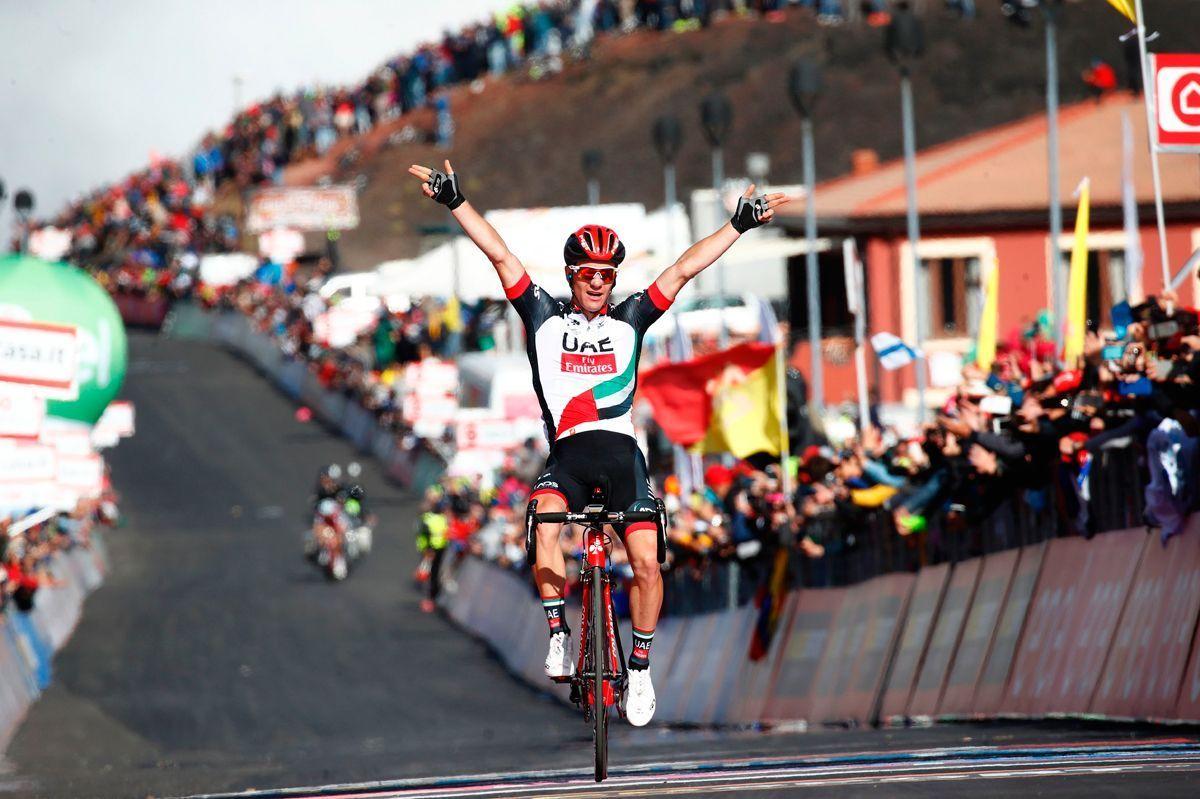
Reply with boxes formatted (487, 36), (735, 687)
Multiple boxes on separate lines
(624, 528), (662, 633)
(531, 492), (567, 599)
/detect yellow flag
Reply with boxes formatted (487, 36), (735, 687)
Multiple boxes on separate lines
(1105, 0), (1137, 23)
(699, 350), (782, 459)
(1063, 178), (1091, 364)
(976, 256), (1000, 373)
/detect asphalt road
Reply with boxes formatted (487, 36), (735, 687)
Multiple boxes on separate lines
(3, 333), (1199, 798)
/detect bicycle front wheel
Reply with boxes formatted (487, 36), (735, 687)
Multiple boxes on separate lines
(591, 565), (607, 782)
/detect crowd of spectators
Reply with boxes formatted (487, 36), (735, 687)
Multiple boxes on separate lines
(24, 0), (941, 295)
(0, 491), (119, 616)
(214, 246), (1199, 607)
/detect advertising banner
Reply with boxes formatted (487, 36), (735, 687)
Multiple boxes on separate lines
(0, 255), (127, 424)
(809, 573), (912, 726)
(1097, 523), (1200, 719)
(907, 559), (982, 719)
(0, 444), (56, 483)
(878, 562), (951, 722)
(658, 614), (715, 723)
(0, 387), (46, 440)
(761, 589), (844, 723)
(1002, 530), (1144, 716)
(690, 605), (756, 725)
(246, 186), (359, 233)
(972, 542), (1045, 715)
(0, 318), (78, 398)
(938, 548), (1021, 717)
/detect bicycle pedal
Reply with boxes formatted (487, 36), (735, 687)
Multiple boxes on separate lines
(550, 675), (572, 684)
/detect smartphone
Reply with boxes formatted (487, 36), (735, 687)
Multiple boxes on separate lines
(1101, 344), (1126, 361)
(1149, 320), (1180, 340)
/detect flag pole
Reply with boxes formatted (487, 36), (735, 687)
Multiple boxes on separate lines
(844, 239), (870, 434)
(1133, 0), (1172, 286)
(775, 326), (792, 496)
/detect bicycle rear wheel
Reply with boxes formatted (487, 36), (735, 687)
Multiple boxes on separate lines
(591, 565), (607, 782)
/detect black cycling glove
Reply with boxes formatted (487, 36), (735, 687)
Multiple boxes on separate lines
(730, 196), (769, 233)
(427, 169), (466, 211)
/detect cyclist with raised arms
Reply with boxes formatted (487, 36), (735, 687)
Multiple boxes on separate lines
(408, 159), (788, 726)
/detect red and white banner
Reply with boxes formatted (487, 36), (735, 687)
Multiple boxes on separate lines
(40, 418), (94, 457)
(92, 401), (135, 449)
(0, 318), (78, 398)
(1153, 53), (1200, 152)
(0, 444), (56, 483)
(247, 186), (359, 233)
(0, 387), (46, 440)
(56, 453), (103, 498)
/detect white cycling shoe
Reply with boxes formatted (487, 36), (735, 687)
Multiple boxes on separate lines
(623, 668), (656, 726)
(544, 632), (575, 679)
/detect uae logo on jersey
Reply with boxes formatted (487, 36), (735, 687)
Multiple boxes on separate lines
(560, 333), (616, 374)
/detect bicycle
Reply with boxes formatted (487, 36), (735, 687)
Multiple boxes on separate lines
(526, 486), (666, 782)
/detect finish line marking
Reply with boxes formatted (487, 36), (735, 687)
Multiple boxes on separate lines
(179, 740), (1200, 799)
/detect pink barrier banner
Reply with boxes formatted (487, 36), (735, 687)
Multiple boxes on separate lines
(725, 596), (793, 725)
(660, 613), (720, 723)
(1002, 530), (1144, 716)
(907, 558), (982, 719)
(697, 605), (757, 726)
(878, 563), (950, 722)
(760, 589), (844, 724)
(938, 548), (1021, 717)
(644, 617), (687, 711)
(1095, 523), (1200, 719)
(972, 542), (1046, 715)
(809, 573), (911, 726)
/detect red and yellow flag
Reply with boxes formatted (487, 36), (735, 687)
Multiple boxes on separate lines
(639, 342), (782, 459)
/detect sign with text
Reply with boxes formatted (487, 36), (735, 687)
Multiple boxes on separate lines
(247, 186), (359, 233)
(0, 443), (56, 483)
(0, 387), (46, 440)
(0, 318), (78, 398)
(1153, 54), (1200, 152)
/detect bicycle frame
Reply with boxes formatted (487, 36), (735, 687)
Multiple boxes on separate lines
(576, 525), (626, 714)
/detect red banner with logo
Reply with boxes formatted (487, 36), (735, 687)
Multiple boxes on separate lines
(761, 588), (846, 724)
(1002, 530), (1145, 716)
(1096, 521), (1200, 719)
(907, 559), (982, 719)
(938, 548), (1021, 717)
(878, 563), (951, 722)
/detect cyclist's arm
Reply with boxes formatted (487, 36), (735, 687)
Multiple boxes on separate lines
(653, 184), (790, 302)
(450, 201), (527, 290)
(653, 222), (740, 302)
(407, 160), (526, 291)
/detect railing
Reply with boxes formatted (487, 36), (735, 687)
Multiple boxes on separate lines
(661, 443), (1149, 615)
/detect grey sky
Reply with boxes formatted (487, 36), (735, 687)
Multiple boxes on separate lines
(0, 0), (508, 230)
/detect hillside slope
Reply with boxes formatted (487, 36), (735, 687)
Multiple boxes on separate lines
(287, 3), (1199, 270)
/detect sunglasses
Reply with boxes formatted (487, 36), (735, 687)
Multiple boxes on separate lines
(572, 266), (617, 285)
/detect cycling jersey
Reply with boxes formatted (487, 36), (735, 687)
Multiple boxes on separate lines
(506, 272), (672, 444)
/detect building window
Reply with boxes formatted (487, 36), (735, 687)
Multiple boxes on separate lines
(1060, 248), (1124, 331)
(922, 256), (982, 339)
(787, 249), (855, 337)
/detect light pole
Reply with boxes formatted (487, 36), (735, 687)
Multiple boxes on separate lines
(700, 92), (733, 347)
(653, 115), (696, 494)
(652, 115), (684, 263)
(582, 149), (603, 206)
(14, 189), (34, 254)
(885, 6), (928, 421)
(789, 58), (824, 414)
(1004, 0), (1066, 355)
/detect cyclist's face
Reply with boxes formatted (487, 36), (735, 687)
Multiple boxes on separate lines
(570, 265), (615, 314)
